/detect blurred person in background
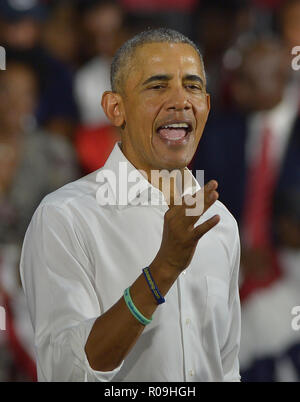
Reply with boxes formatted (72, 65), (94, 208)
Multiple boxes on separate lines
(74, 0), (126, 173)
(0, 0), (78, 140)
(194, 0), (255, 109)
(240, 168), (300, 381)
(277, 0), (300, 97)
(119, 0), (197, 39)
(42, 0), (79, 69)
(0, 58), (79, 381)
(75, 0), (126, 127)
(193, 35), (300, 382)
(193, 38), (299, 301)
(278, 0), (300, 52)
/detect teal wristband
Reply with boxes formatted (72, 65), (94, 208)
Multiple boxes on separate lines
(124, 287), (152, 326)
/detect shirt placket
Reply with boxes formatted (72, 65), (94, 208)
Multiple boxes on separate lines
(177, 270), (197, 381)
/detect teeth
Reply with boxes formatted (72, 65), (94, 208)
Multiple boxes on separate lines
(161, 123), (189, 129)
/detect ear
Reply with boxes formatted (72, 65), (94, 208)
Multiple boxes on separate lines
(202, 92), (210, 125)
(101, 91), (125, 128)
(206, 93), (211, 113)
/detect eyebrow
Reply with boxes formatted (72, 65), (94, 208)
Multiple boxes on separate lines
(184, 74), (205, 87)
(142, 74), (172, 86)
(142, 74), (205, 87)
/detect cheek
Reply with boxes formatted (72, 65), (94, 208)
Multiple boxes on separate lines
(125, 101), (156, 153)
(194, 103), (209, 131)
(128, 99), (159, 133)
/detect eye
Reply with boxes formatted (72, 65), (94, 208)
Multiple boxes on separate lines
(186, 84), (202, 91)
(149, 84), (166, 90)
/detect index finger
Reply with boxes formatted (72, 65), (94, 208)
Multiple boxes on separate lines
(183, 180), (219, 218)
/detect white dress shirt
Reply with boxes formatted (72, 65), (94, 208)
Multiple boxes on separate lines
(20, 142), (241, 382)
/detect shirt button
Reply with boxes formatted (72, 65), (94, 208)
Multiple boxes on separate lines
(188, 369), (194, 377)
(182, 270), (186, 275)
(185, 318), (191, 325)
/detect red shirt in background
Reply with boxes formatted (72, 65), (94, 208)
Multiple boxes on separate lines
(75, 125), (119, 174)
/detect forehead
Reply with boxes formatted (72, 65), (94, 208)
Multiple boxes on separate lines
(126, 42), (204, 86)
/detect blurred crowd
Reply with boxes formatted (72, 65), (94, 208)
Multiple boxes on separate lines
(0, 0), (299, 382)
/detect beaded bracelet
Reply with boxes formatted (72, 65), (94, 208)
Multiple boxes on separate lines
(123, 287), (152, 326)
(142, 266), (165, 305)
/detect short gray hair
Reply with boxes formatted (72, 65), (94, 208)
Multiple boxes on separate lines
(110, 28), (205, 93)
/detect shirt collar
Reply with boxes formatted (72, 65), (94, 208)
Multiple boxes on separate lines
(96, 142), (200, 210)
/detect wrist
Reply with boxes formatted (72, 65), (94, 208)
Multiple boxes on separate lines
(149, 256), (181, 285)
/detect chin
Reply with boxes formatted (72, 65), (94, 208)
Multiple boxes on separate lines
(158, 155), (192, 170)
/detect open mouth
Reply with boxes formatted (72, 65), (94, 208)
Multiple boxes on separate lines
(156, 122), (193, 142)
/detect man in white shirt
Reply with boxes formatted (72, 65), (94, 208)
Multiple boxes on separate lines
(20, 28), (241, 382)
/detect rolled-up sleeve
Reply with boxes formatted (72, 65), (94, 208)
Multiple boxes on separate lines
(221, 223), (242, 382)
(20, 203), (123, 382)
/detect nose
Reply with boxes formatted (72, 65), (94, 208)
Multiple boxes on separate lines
(165, 87), (191, 112)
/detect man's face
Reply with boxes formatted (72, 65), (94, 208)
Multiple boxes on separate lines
(232, 45), (288, 112)
(2, 18), (40, 49)
(0, 64), (37, 133)
(282, 2), (300, 48)
(84, 4), (123, 57)
(120, 43), (210, 172)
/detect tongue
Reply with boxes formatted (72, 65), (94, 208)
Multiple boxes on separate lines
(158, 128), (186, 140)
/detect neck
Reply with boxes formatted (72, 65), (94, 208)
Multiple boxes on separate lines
(120, 142), (185, 205)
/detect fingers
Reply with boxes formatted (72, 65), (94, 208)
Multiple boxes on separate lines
(181, 179), (219, 220)
(169, 179), (218, 209)
(193, 214), (220, 240)
(166, 180), (219, 231)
